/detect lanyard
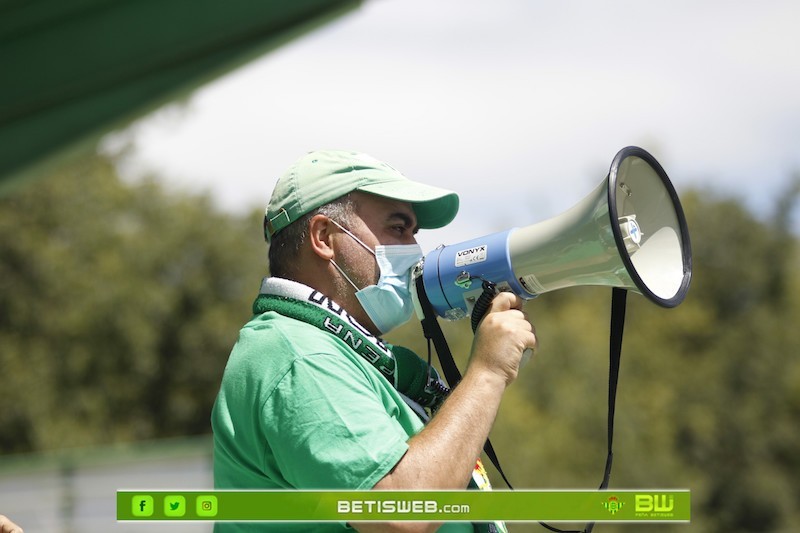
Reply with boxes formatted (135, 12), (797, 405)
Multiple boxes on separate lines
(415, 275), (630, 533)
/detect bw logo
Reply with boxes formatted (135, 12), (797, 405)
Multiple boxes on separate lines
(635, 494), (674, 513)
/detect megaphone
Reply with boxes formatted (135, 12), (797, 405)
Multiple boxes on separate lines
(416, 146), (692, 320)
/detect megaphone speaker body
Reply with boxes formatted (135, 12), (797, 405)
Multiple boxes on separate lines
(419, 147), (692, 320)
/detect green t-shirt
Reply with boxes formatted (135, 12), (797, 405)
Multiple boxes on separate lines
(211, 309), (474, 532)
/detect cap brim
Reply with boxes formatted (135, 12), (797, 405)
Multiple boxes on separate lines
(357, 181), (459, 229)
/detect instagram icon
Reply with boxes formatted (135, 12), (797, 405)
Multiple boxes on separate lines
(196, 495), (218, 517)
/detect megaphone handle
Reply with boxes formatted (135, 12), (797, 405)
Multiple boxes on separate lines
(470, 280), (498, 333)
(414, 275), (515, 490)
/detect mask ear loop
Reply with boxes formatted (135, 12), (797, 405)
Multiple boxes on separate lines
(328, 218), (377, 257)
(329, 259), (361, 292)
(327, 218), (375, 293)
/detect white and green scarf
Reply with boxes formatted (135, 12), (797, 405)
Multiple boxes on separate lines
(254, 277), (449, 418)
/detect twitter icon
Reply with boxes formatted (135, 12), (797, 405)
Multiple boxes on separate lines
(164, 495), (186, 517)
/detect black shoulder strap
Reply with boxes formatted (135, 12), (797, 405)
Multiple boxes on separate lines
(414, 276), (514, 489)
(415, 276), (629, 533)
(582, 287), (628, 531)
(542, 288), (628, 533)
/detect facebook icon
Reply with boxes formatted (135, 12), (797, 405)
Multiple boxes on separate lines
(132, 495), (154, 517)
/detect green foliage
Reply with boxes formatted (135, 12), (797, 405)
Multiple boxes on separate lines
(0, 154), (266, 453)
(1, 154), (798, 532)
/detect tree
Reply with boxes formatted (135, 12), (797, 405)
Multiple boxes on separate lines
(0, 153), (267, 452)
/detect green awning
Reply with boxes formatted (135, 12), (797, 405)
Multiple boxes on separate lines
(0, 0), (360, 191)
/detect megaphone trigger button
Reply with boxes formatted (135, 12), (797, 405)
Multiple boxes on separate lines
(455, 271), (473, 289)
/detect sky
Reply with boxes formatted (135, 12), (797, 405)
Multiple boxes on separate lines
(105, 0), (800, 251)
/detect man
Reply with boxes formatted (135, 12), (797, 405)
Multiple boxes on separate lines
(212, 150), (537, 532)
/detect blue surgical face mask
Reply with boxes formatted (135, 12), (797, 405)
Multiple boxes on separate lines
(329, 220), (423, 334)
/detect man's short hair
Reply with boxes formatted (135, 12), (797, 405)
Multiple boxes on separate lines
(267, 194), (357, 279)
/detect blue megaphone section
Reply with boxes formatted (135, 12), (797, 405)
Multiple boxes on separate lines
(421, 228), (533, 320)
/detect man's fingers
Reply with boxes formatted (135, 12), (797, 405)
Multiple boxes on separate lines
(488, 291), (524, 313)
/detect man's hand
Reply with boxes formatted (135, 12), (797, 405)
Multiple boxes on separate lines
(0, 515), (23, 533)
(468, 291), (537, 386)
(360, 292), (537, 533)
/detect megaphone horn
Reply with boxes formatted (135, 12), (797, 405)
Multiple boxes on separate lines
(417, 146), (692, 320)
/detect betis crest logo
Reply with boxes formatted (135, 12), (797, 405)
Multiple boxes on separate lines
(602, 496), (624, 515)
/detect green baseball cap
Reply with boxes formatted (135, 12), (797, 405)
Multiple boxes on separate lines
(264, 150), (459, 242)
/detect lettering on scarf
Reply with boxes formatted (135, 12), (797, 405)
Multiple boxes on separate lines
(310, 291), (390, 353)
(323, 317), (365, 351)
(309, 290), (345, 315)
(255, 282), (449, 413)
(311, 292), (394, 380)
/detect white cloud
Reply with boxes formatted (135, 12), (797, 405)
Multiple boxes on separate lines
(107, 0), (800, 248)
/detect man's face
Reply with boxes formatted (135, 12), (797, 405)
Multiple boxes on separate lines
(329, 192), (419, 325)
(350, 192), (419, 246)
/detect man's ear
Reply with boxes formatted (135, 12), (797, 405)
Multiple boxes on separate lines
(308, 214), (335, 261)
